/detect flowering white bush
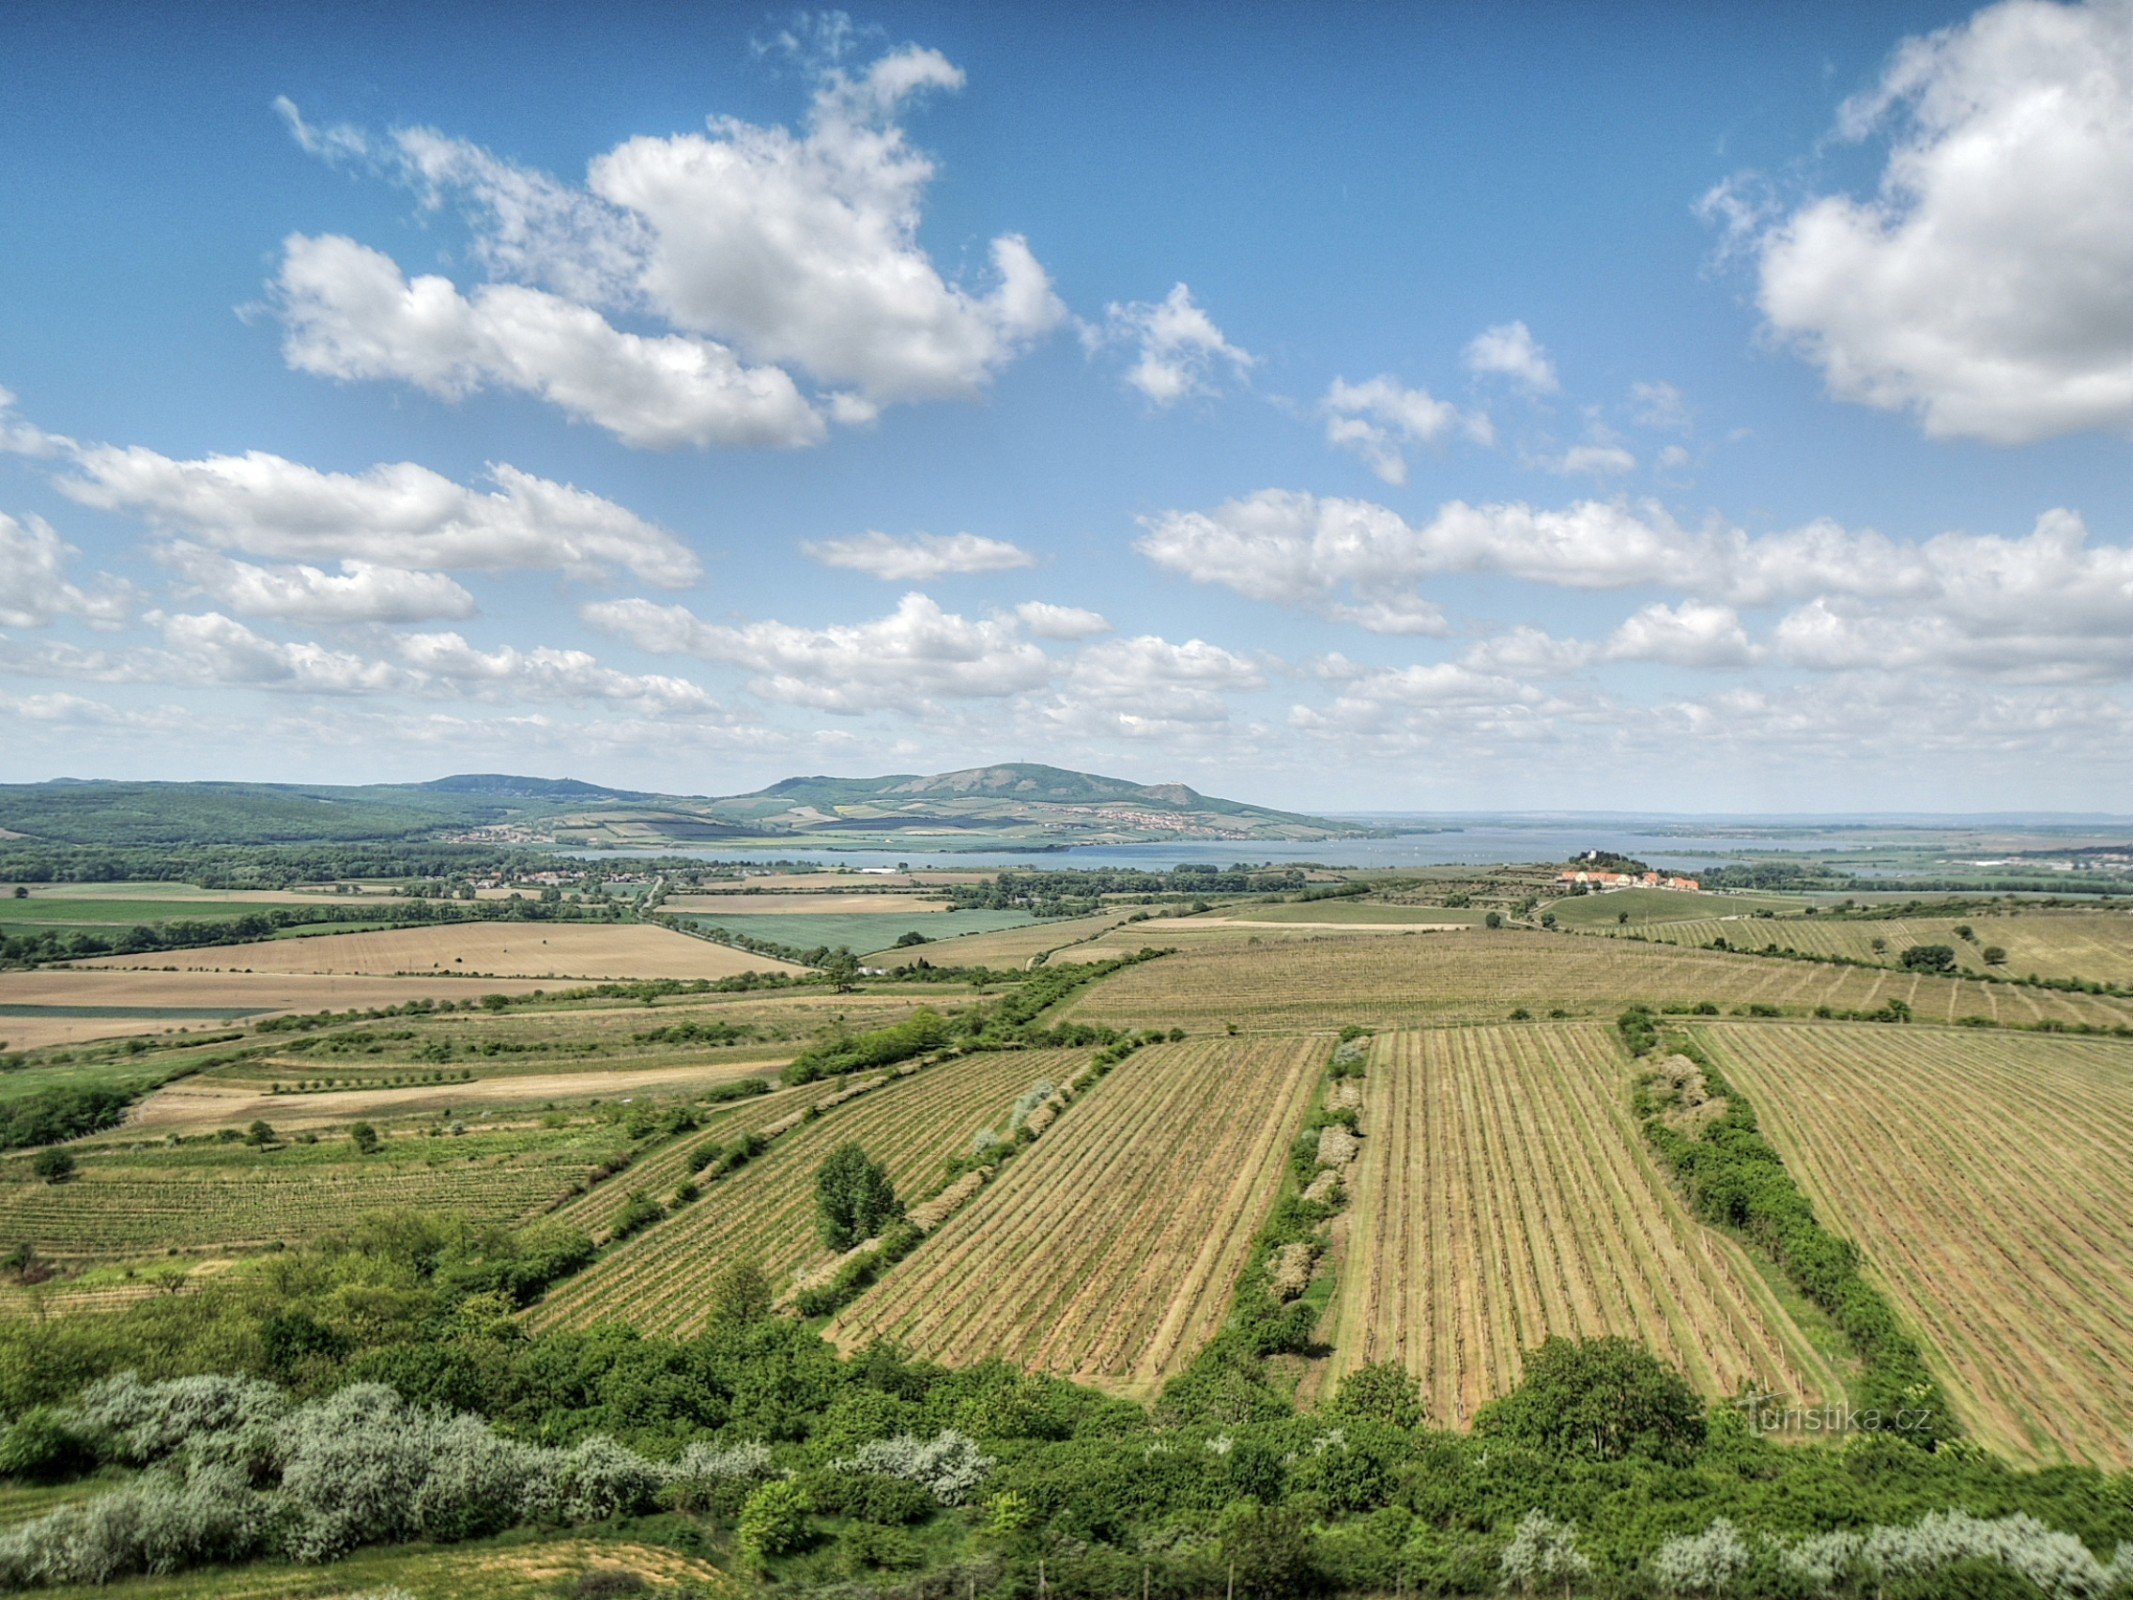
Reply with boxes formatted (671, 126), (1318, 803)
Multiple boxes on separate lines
(1499, 1509), (1592, 1595)
(0, 1463), (272, 1588)
(1648, 1517), (1749, 1595)
(840, 1430), (993, 1507)
(73, 1372), (287, 1465)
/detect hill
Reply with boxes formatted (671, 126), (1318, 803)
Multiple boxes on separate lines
(0, 764), (1362, 851)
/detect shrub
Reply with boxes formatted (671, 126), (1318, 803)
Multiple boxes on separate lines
(1474, 1337), (1705, 1462)
(0, 1407), (92, 1482)
(29, 1149), (73, 1185)
(349, 1122), (380, 1155)
(1648, 1517), (1750, 1595)
(839, 1430), (993, 1507)
(816, 1144), (903, 1251)
(1499, 1510), (1593, 1597)
(737, 1479), (812, 1565)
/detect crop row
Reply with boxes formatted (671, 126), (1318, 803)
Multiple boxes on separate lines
(829, 1036), (1326, 1393)
(1632, 912), (2133, 988)
(1702, 1022), (2133, 1469)
(1330, 1024), (1837, 1427)
(527, 1049), (1087, 1337)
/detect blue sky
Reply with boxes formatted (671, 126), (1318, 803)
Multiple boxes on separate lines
(2, 1), (2130, 811)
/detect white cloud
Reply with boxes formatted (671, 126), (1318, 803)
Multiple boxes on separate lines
(1039, 633), (1266, 738)
(1099, 284), (1253, 406)
(801, 530), (1035, 581)
(156, 612), (407, 695)
(0, 513), (133, 629)
(274, 40), (1064, 430)
(1723, 0), (2133, 442)
(1629, 381), (1691, 432)
(1012, 601), (1111, 640)
(159, 543), (476, 624)
(1544, 442), (1638, 477)
(1605, 600), (1758, 667)
(393, 631), (717, 712)
(584, 591), (1051, 711)
(1321, 376), (1492, 485)
(275, 235), (824, 450)
(58, 442), (699, 586)
(1462, 321), (1559, 392)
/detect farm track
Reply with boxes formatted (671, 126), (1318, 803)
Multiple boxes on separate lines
(1329, 1024), (1837, 1427)
(828, 1036), (1326, 1393)
(527, 1049), (1086, 1337)
(1058, 929), (2133, 1032)
(1701, 1022), (2133, 1469)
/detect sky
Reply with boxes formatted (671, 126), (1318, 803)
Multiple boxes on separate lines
(2, 0), (2130, 813)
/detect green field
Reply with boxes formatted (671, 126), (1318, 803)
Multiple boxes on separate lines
(1196, 899), (1493, 925)
(672, 906), (1040, 954)
(1541, 886), (1813, 927)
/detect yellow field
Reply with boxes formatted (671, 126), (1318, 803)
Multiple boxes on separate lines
(529, 1049), (1087, 1336)
(1632, 909), (2133, 987)
(1058, 929), (2133, 1032)
(663, 892), (955, 915)
(1700, 1022), (2133, 1469)
(1328, 1026), (1837, 1427)
(830, 1036), (1325, 1393)
(877, 908), (1141, 969)
(83, 922), (803, 981)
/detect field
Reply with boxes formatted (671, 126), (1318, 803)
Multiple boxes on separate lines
(670, 907), (1039, 954)
(1058, 928), (2133, 1032)
(1191, 901), (1491, 927)
(662, 892), (956, 915)
(546, 1086), (816, 1239)
(876, 908), (1140, 969)
(1700, 1022), (2133, 1469)
(529, 1048), (1088, 1336)
(1327, 1025), (1839, 1426)
(1630, 909), (2133, 987)
(829, 1036), (1325, 1393)
(81, 922), (803, 981)
(0, 1120), (624, 1261)
(0, 970), (558, 1051)
(23, 1537), (736, 1599)
(1542, 887), (1810, 927)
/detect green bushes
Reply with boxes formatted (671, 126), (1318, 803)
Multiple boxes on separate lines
(1624, 1015), (1956, 1445)
(815, 1144), (903, 1251)
(0, 1086), (139, 1151)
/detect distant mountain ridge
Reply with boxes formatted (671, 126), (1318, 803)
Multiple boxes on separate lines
(0, 764), (1363, 849)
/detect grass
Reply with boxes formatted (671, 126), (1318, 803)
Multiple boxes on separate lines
(86, 923), (803, 981)
(1697, 1021), (2133, 1470)
(875, 908), (1139, 969)
(1326, 1024), (1840, 1427)
(1542, 886), (1810, 927)
(831, 1036), (1326, 1394)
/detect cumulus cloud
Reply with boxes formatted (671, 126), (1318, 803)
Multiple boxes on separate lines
(1717, 0), (2133, 442)
(393, 631), (717, 712)
(1099, 284), (1253, 406)
(584, 591), (1051, 711)
(273, 40), (1065, 438)
(801, 529), (1035, 581)
(1605, 600), (1758, 667)
(1462, 321), (1559, 392)
(0, 513), (133, 628)
(57, 442), (699, 586)
(1543, 442), (1638, 477)
(159, 543), (476, 624)
(1321, 376), (1492, 485)
(156, 611), (408, 695)
(275, 235), (824, 450)
(1037, 633), (1266, 739)
(1012, 601), (1110, 640)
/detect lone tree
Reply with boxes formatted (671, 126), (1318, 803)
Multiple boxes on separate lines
(1473, 1336), (1705, 1462)
(1900, 943), (1958, 974)
(816, 1143), (903, 1251)
(349, 1121), (381, 1155)
(31, 1149), (74, 1185)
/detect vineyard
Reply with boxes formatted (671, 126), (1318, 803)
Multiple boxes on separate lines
(828, 1036), (1326, 1393)
(528, 1048), (1090, 1337)
(876, 909), (1140, 969)
(1326, 1025), (1838, 1426)
(1059, 928), (2133, 1032)
(84, 922), (803, 981)
(545, 1087), (815, 1239)
(1699, 1022), (2133, 1469)
(1626, 910), (2133, 987)
(0, 1130), (613, 1260)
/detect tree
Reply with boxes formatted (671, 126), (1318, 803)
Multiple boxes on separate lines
(1982, 945), (2008, 966)
(31, 1148), (74, 1184)
(737, 1480), (811, 1566)
(349, 1121), (381, 1155)
(1474, 1336), (1706, 1461)
(245, 1120), (275, 1147)
(1617, 911), (1630, 925)
(707, 1259), (773, 1328)
(1327, 1359), (1424, 1428)
(816, 1144), (902, 1250)
(820, 949), (862, 991)
(1499, 1510), (1592, 1598)
(10, 886), (25, 899)
(1217, 1500), (1315, 1600)
(1484, 911), (1504, 929)
(1900, 944), (1958, 974)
